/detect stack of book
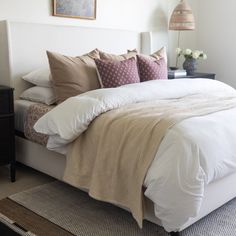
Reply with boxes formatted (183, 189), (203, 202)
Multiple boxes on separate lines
(168, 69), (187, 79)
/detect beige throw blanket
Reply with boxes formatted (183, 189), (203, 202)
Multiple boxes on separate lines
(63, 94), (236, 227)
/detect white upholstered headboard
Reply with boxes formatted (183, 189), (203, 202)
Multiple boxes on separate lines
(0, 21), (148, 98)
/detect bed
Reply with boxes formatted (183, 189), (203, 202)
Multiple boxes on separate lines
(1, 20), (236, 235)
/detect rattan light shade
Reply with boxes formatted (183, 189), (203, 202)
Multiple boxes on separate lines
(169, 0), (195, 31)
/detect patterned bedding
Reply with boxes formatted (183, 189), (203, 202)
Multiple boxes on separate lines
(24, 103), (54, 146)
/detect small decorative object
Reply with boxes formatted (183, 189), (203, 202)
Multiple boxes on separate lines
(176, 48), (207, 75)
(53, 0), (96, 20)
(168, 69), (187, 79)
(183, 58), (197, 75)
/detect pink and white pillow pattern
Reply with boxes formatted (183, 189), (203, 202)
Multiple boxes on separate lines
(137, 55), (168, 82)
(95, 57), (140, 88)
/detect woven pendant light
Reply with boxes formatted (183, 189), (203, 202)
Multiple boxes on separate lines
(169, 0), (195, 31)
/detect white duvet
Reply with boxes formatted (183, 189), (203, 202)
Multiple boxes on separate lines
(34, 79), (236, 232)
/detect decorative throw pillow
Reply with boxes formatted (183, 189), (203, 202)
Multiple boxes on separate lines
(149, 47), (168, 63)
(47, 49), (100, 104)
(22, 68), (52, 88)
(99, 47), (167, 63)
(99, 50), (137, 61)
(95, 57), (140, 88)
(137, 55), (168, 81)
(20, 86), (57, 105)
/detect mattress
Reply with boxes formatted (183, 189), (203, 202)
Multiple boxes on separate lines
(14, 99), (37, 133)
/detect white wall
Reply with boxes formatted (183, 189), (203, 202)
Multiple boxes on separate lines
(0, 0), (169, 52)
(0, 0), (168, 31)
(194, 0), (236, 87)
(176, 0), (236, 88)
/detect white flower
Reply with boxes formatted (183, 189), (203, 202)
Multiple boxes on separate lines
(203, 54), (207, 60)
(194, 50), (201, 57)
(176, 48), (182, 55)
(179, 48), (207, 60)
(192, 50), (200, 59)
(185, 49), (192, 55)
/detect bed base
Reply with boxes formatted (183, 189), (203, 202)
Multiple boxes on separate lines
(15, 136), (236, 233)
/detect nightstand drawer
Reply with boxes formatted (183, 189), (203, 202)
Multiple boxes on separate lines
(0, 89), (13, 114)
(0, 140), (11, 163)
(0, 116), (13, 139)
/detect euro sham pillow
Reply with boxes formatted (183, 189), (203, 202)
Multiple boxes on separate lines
(20, 86), (57, 105)
(99, 47), (167, 63)
(95, 57), (140, 88)
(47, 49), (100, 104)
(99, 49), (137, 61)
(22, 68), (52, 88)
(137, 55), (168, 81)
(150, 46), (168, 63)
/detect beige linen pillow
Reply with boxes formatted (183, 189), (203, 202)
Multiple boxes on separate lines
(99, 50), (137, 61)
(99, 47), (167, 63)
(149, 46), (167, 63)
(47, 49), (100, 104)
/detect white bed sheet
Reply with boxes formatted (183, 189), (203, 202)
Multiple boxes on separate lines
(14, 99), (37, 132)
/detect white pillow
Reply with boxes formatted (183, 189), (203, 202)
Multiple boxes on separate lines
(20, 86), (57, 105)
(22, 68), (52, 88)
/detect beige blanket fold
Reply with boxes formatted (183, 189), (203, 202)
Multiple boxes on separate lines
(63, 94), (236, 228)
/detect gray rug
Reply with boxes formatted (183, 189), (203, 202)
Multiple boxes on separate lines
(9, 181), (236, 236)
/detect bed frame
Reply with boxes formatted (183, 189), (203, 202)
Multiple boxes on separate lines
(1, 20), (236, 234)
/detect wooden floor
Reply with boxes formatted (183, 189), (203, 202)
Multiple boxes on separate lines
(0, 164), (54, 200)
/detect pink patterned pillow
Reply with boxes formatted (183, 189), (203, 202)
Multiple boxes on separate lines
(137, 55), (168, 82)
(95, 57), (140, 88)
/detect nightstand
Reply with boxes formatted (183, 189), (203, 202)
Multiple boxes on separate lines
(0, 86), (15, 182)
(168, 72), (216, 80)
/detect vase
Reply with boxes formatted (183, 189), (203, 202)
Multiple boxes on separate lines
(183, 58), (197, 75)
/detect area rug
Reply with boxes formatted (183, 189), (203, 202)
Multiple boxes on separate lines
(0, 181), (235, 236)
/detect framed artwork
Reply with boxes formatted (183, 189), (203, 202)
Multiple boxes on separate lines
(53, 0), (96, 20)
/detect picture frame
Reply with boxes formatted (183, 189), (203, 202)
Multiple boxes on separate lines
(53, 0), (96, 20)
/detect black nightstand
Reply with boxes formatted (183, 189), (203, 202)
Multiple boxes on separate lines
(0, 86), (15, 182)
(169, 72), (216, 80)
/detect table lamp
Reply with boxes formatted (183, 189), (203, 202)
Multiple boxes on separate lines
(169, 0), (195, 67)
